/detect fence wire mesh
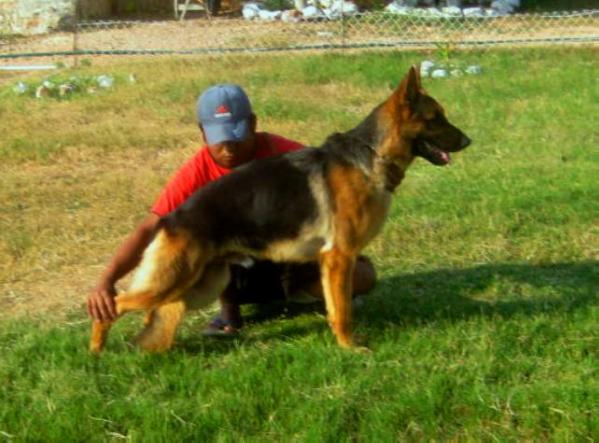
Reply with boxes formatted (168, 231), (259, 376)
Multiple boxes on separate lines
(0, 9), (597, 61)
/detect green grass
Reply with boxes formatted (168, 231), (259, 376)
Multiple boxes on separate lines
(0, 47), (597, 440)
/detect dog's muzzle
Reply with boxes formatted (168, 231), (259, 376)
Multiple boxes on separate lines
(460, 135), (472, 150)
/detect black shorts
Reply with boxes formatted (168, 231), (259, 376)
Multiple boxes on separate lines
(227, 260), (321, 305)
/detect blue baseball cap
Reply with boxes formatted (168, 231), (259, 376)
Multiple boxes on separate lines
(197, 84), (253, 145)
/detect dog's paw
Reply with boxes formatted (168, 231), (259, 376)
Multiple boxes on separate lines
(352, 345), (372, 354)
(134, 329), (174, 353)
(89, 342), (103, 354)
(337, 333), (370, 353)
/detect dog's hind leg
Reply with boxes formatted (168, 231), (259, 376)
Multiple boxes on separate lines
(134, 300), (187, 352)
(88, 227), (212, 353)
(115, 228), (210, 314)
(320, 248), (356, 349)
(90, 320), (113, 353)
(134, 262), (231, 352)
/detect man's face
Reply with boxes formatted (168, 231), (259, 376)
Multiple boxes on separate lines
(207, 134), (257, 169)
(203, 114), (258, 169)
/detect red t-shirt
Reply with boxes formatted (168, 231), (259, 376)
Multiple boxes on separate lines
(151, 132), (303, 217)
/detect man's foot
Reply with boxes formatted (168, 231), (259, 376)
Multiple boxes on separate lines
(202, 317), (240, 337)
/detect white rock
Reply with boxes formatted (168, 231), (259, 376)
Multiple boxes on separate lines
(431, 69), (448, 79)
(421, 7), (444, 17)
(13, 82), (28, 94)
(420, 60), (435, 76)
(242, 3), (261, 20)
(302, 5), (324, 18)
(96, 75), (114, 89)
(384, 3), (411, 15)
(491, 0), (514, 14)
(323, 8), (339, 19)
(491, 6), (512, 15)
(463, 7), (484, 17)
(258, 9), (282, 20)
(442, 6), (461, 16)
(330, 0), (358, 14)
(465, 65), (482, 75)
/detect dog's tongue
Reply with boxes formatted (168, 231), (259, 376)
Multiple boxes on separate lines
(431, 148), (451, 166)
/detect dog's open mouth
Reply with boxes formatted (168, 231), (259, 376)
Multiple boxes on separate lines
(414, 140), (451, 166)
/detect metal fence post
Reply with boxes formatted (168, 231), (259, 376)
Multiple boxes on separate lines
(341, 4), (346, 50)
(73, 0), (80, 67)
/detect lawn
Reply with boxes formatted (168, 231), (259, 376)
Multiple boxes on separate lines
(0, 47), (597, 440)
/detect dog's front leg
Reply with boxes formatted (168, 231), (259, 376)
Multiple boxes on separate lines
(319, 248), (356, 349)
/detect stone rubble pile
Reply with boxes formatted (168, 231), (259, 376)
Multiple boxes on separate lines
(243, 0), (359, 21)
(242, 0), (519, 22)
(419, 59), (483, 79)
(11, 73), (137, 100)
(385, 0), (521, 17)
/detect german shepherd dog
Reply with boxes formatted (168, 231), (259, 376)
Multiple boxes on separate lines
(90, 66), (471, 353)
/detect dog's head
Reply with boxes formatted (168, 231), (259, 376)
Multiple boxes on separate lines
(378, 66), (471, 168)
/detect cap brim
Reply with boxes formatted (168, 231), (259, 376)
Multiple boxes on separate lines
(203, 119), (250, 145)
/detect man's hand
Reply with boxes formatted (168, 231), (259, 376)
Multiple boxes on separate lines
(87, 282), (117, 322)
(86, 213), (160, 322)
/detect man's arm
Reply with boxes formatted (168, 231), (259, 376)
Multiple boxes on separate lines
(87, 213), (161, 322)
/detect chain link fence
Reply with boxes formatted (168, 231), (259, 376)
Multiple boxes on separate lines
(0, 9), (597, 62)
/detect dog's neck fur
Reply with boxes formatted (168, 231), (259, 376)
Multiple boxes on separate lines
(324, 102), (412, 193)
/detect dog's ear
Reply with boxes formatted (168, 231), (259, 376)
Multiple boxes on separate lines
(396, 65), (421, 108)
(411, 64), (422, 88)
